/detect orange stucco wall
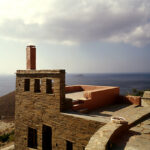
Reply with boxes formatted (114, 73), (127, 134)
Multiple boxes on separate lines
(65, 85), (83, 93)
(119, 95), (141, 105)
(66, 85), (120, 111)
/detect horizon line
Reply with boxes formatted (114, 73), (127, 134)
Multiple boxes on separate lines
(0, 72), (150, 75)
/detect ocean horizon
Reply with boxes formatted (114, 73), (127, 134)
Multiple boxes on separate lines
(0, 73), (150, 96)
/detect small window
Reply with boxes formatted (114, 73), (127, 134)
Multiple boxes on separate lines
(34, 79), (41, 93)
(46, 79), (53, 94)
(28, 127), (37, 149)
(66, 141), (73, 150)
(24, 79), (30, 91)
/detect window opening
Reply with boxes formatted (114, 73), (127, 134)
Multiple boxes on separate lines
(28, 127), (37, 149)
(24, 79), (30, 91)
(34, 79), (41, 93)
(46, 79), (54, 94)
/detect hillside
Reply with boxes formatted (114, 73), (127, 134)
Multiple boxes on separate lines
(0, 92), (15, 119)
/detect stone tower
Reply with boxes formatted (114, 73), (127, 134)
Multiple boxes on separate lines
(15, 45), (104, 150)
(15, 46), (66, 149)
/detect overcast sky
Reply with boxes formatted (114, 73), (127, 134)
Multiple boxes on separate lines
(0, 0), (150, 74)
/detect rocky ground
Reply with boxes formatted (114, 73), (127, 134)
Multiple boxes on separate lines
(0, 119), (14, 148)
(0, 92), (15, 149)
(0, 120), (14, 135)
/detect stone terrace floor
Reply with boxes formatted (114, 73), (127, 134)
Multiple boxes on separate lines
(111, 116), (150, 150)
(66, 91), (85, 101)
(63, 104), (144, 123)
(63, 105), (150, 150)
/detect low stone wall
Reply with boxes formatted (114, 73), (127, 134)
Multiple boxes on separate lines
(118, 95), (141, 105)
(85, 105), (150, 150)
(142, 91), (150, 106)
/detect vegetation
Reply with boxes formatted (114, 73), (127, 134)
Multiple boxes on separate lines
(129, 88), (150, 97)
(0, 130), (14, 143)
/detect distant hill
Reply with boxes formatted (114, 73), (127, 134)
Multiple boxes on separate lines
(0, 91), (15, 118)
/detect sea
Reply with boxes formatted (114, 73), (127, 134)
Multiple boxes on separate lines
(0, 73), (150, 97)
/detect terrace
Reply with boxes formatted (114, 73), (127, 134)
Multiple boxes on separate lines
(65, 85), (142, 124)
(65, 85), (120, 112)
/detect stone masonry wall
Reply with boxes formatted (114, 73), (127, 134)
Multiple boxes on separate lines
(15, 70), (105, 150)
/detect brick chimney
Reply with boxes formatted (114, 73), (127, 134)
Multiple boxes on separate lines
(26, 45), (36, 70)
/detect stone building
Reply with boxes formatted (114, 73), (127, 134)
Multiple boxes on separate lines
(15, 46), (150, 150)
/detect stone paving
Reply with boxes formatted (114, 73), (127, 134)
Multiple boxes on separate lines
(109, 115), (150, 150)
(65, 104), (150, 124)
(124, 117), (150, 150)
(85, 106), (150, 150)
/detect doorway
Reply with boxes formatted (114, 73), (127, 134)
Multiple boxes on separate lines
(42, 125), (52, 150)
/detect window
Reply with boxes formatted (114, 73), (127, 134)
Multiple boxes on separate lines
(28, 127), (37, 149)
(34, 79), (41, 93)
(42, 125), (52, 150)
(24, 79), (30, 91)
(66, 141), (73, 150)
(46, 79), (53, 94)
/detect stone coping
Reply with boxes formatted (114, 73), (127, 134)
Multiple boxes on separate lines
(16, 70), (65, 74)
(142, 97), (150, 100)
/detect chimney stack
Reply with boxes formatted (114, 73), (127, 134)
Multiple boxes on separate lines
(26, 45), (36, 70)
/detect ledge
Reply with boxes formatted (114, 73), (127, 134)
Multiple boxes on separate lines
(16, 70), (65, 74)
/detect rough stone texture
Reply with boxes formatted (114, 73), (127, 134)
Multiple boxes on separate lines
(15, 69), (150, 150)
(85, 122), (123, 150)
(15, 70), (105, 150)
(109, 116), (150, 150)
(142, 91), (150, 106)
(85, 105), (150, 150)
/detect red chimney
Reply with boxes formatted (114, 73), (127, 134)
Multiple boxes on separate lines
(26, 45), (36, 70)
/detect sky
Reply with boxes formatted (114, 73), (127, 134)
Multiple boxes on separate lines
(0, 0), (150, 74)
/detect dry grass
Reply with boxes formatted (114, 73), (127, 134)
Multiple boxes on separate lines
(0, 92), (15, 148)
(0, 91), (15, 119)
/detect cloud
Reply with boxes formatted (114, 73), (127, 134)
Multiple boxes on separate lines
(0, 0), (150, 47)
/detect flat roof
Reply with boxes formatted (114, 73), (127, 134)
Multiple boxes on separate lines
(62, 104), (136, 123)
(66, 91), (85, 101)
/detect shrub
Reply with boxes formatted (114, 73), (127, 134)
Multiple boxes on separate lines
(0, 130), (14, 143)
(0, 134), (9, 142)
(129, 88), (150, 97)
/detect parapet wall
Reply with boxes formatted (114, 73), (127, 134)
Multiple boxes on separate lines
(119, 95), (141, 105)
(66, 85), (120, 111)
